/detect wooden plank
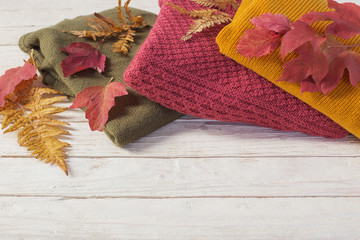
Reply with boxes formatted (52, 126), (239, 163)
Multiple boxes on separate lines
(1, 112), (360, 158)
(0, 0), (159, 13)
(0, 157), (360, 197)
(0, 0), (115, 11)
(0, 47), (29, 72)
(0, 197), (360, 240)
(0, 1), (159, 28)
(0, 27), (43, 46)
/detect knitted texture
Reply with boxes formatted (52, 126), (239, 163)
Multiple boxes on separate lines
(216, 0), (360, 138)
(19, 7), (183, 146)
(123, 0), (348, 138)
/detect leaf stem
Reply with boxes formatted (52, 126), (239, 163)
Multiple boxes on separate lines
(346, 43), (360, 49)
(95, 39), (105, 49)
(107, 77), (115, 85)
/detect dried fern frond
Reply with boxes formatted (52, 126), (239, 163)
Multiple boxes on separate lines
(66, 0), (148, 55)
(167, 1), (233, 41)
(0, 83), (70, 175)
(190, 0), (239, 10)
(69, 13), (125, 41)
(166, 3), (190, 15)
(166, 3), (218, 18)
(181, 13), (232, 41)
(124, 0), (133, 22)
(113, 29), (136, 54)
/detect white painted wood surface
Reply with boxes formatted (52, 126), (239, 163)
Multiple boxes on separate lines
(1, 0), (359, 239)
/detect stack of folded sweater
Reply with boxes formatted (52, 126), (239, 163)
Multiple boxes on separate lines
(20, 0), (360, 146)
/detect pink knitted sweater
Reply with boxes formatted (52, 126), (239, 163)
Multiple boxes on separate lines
(124, 0), (348, 138)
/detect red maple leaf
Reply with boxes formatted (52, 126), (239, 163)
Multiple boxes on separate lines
(237, 27), (281, 58)
(282, 37), (360, 95)
(281, 21), (326, 60)
(250, 13), (291, 34)
(69, 81), (128, 131)
(299, 77), (321, 93)
(236, 0), (360, 95)
(318, 38), (360, 94)
(300, 0), (360, 39)
(60, 42), (106, 77)
(0, 62), (37, 107)
(278, 42), (329, 84)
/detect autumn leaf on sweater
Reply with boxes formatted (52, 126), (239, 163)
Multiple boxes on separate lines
(281, 21), (326, 60)
(237, 13), (291, 58)
(60, 42), (106, 77)
(237, 28), (281, 58)
(0, 62), (37, 107)
(279, 32), (360, 94)
(278, 42), (329, 84)
(237, 0), (360, 95)
(166, 2), (232, 41)
(300, 0), (360, 39)
(190, 0), (239, 10)
(69, 81), (128, 131)
(166, 3), (218, 18)
(296, 37), (360, 94)
(250, 13), (291, 34)
(181, 13), (232, 41)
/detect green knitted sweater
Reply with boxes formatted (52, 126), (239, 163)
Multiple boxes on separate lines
(19, 7), (183, 146)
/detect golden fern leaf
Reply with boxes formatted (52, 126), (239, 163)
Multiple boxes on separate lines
(93, 13), (121, 30)
(190, 0), (239, 10)
(189, 9), (219, 18)
(112, 29), (136, 55)
(181, 13), (232, 41)
(124, 0), (148, 28)
(117, 0), (125, 25)
(166, 3), (190, 15)
(0, 86), (70, 175)
(166, 3), (219, 18)
(124, 0), (133, 22)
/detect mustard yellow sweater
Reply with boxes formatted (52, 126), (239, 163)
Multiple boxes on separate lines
(216, 0), (360, 138)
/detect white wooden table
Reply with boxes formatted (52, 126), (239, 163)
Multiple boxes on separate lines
(1, 0), (360, 239)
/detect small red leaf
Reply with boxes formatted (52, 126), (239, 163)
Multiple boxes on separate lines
(281, 21), (326, 60)
(299, 10), (339, 25)
(250, 13), (291, 34)
(69, 81), (128, 131)
(237, 27), (281, 58)
(316, 59), (345, 95)
(60, 42), (106, 77)
(279, 42), (329, 84)
(300, 0), (360, 39)
(0, 62), (37, 107)
(326, 0), (360, 39)
(300, 77), (320, 93)
(321, 50), (360, 92)
(318, 37), (360, 93)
